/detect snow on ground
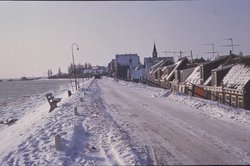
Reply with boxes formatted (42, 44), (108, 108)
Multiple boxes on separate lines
(117, 79), (171, 98)
(167, 92), (250, 125)
(114, 78), (250, 126)
(0, 81), (72, 126)
(1, 77), (250, 165)
(0, 78), (139, 165)
(99, 78), (250, 164)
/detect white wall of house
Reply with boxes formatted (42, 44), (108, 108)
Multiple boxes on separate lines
(115, 54), (140, 67)
(132, 67), (145, 81)
(115, 54), (140, 79)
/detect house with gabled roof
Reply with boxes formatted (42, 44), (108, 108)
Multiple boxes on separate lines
(161, 57), (190, 82)
(144, 43), (174, 82)
(210, 64), (233, 86)
(220, 64), (250, 109)
(200, 54), (235, 84)
(149, 59), (174, 81)
(151, 57), (190, 90)
(184, 55), (250, 110)
(181, 55), (235, 95)
(185, 66), (201, 85)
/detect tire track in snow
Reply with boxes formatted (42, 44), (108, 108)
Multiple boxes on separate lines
(82, 80), (140, 165)
(98, 77), (250, 165)
(99, 78), (193, 164)
(155, 111), (250, 164)
(104, 102), (190, 165)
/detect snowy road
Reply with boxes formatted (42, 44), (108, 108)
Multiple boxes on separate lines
(98, 77), (250, 165)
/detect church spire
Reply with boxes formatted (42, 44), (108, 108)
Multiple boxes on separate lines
(152, 42), (158, 58)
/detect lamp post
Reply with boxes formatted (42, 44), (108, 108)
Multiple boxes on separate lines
(71, 43), (79, 91)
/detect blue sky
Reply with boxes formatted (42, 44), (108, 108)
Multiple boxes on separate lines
(0, 1), (250, 78)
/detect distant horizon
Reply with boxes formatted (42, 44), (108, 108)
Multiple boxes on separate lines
(1, 51), (247, 80)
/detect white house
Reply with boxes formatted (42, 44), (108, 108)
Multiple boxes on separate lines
(115, 54), (140, 80)
(131, 65), (145, 82)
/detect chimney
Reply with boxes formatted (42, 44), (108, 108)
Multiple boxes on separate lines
(230, 50), (232, 55)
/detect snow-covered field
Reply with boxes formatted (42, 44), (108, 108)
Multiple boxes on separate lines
(0, 77), (250, 165)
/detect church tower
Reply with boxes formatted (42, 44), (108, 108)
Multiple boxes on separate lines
(152, 42), (158, 58)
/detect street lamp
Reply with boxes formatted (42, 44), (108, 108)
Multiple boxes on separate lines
(71, 43), (79, 90)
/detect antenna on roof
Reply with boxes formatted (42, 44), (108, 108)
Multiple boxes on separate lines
(161, 51), (169, 57)
(190, 50), (193, 62)
(179, 50), (185, 59)
(203, 43), (218, 59)
(222, 38), (240, 54)
(162, 51), (179, 61)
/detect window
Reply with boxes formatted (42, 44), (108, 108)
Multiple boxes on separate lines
(219, 93), (223, 103)
(238, 96), (243, 108)
(211, 91), (217, 101)
(225, 94), (230, 106)
(231, 95), (237, 107)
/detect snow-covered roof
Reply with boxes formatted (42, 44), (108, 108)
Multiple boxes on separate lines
(161, 65), (169, 72)
(149, 60), (164, 74)
(144, 57), (174, 66)
(162, 57), (188, 81)
(134, 66), (141, 70)
(151, 60), (164, 69)
(185, 66), (201, 85)
(222, 64), (250, 90)
(162, 60), (181, 80)
(83, 69), (93, 73)
(211, 64), (233, 72)
(204, 75), (212, 86)
(152, 67), (164, 75)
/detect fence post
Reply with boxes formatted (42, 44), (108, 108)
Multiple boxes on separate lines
(74, 107), (78, 115)
(55, 134), (61, 151)
(68, 90), (72, 97)
(192, 84), (195, 96)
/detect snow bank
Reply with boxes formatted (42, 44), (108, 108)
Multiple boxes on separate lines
(167, 92), (250, 125)
(113, 78), (170, 97)
(0, 78), (140, 165)
(113, 78), (250, 126)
